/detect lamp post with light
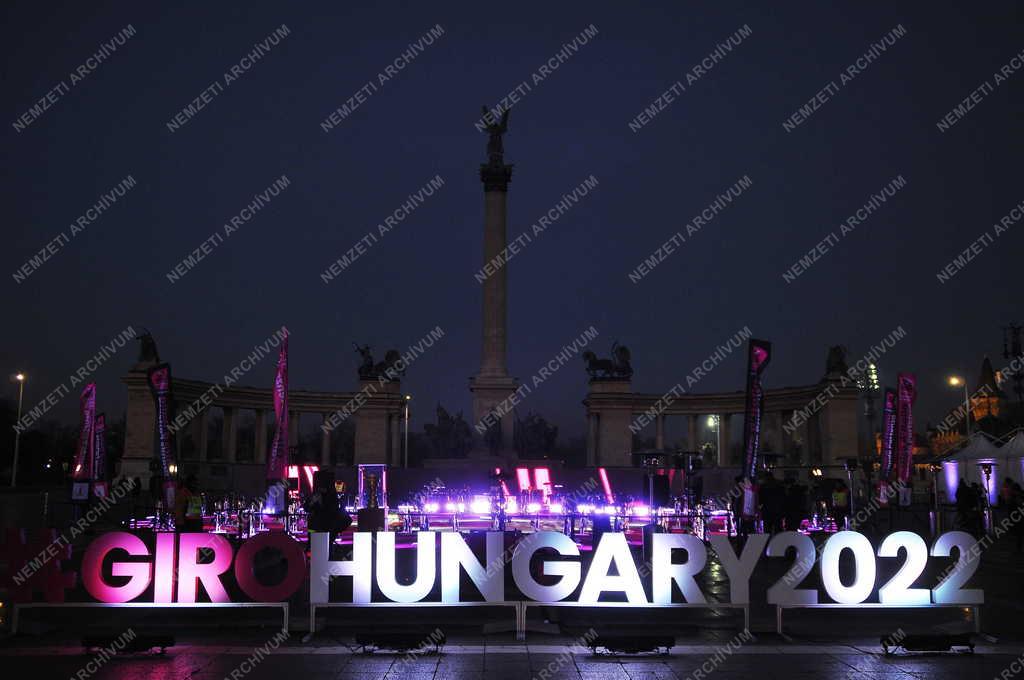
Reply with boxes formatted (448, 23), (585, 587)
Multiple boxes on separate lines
(11, 373), (26, 487)
(948, 375), (971, 437)
(403, 394), (411, 468)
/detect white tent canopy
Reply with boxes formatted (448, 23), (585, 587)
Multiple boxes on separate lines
(998, 430), (1024, 460)
(943, 432), (1001, 462)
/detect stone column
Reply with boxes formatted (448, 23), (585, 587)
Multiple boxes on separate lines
(655, 414), (665, 450)
(586, 413), (598, 466)
(478, 159), (513, 379)
(255, 409), (267, 464)
(718, 414), (732, 466)
(321, 415), (331, 466)
(469, 142), (519, 457)
(120, 366), (158, 483)
(764, 410), (784, 457)
(390, 413), (402, 468)
(689, 414), (700, 451)
(222, 406), (238, 463)
(198, 409), (209, 462)
(289, 411), (300, 461)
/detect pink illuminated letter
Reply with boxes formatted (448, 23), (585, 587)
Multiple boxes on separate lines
(82, 532), (152, 603)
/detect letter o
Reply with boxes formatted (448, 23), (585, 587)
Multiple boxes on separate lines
(235, 532), (307, 601)
(820, 531), (875, 604)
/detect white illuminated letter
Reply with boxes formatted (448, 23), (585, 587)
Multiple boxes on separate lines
(579, 532), (647, 605)
(652, 533), (707, 604)
(766, 531), (818, 605)
(709, 533), (768, 604)
(441, 531), (505, 602)
(820, 531), (876, 604)
(376, 531), (437, 603)
(310, 531), (372, 604)
(511, 531), (581, 602)
(931, 531), (983, 604)
(877, 531), (929, 605)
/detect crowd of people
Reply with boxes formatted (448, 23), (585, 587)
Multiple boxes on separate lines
(955, 476), (1024, 548)
(729, 472), (881, 537)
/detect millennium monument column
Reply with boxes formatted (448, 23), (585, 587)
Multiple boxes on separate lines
(470, 106), (518, 456)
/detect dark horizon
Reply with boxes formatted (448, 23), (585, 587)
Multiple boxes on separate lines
(3, 2), (1022, 442)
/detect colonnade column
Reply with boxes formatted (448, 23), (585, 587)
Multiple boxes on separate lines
(255, 409), (267, 464)
(718, 414), (732, 466)
(198, 409), (209, 461)
(222, 406), (238, 463)
(321, 414), (331, 466)
(586, 413), (598, 467)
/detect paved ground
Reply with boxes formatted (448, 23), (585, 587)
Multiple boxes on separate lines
(0, 636), (1021, 680)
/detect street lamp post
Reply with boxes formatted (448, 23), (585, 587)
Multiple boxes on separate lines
(11, 373), (26, 487)
(403, 395), (411, 469)
(948, 375), (971, 437)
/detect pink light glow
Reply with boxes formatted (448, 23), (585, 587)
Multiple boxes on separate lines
(470, 499), (491, 514)
(177, 533), (233, 603)
(526, 502), (541, 514)
(302, 465), (318, 489)
(549, 503), (563, 514)
(424, 502), (440, 513)
(506, 498), (518, 513)
(598, 467), (614, 504)
(82, 532), (152, 603)
(632, 505), (650, 517)
(516, 467), (532, 491)
(943, 461), (959, 503)
(534, 467), (552, 498)
(287, 465), (299, 479)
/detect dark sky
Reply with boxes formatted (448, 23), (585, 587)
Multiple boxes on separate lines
(3, 1), (1022, 440)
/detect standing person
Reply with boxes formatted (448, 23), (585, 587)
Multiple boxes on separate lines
(831, 481), (850, 531)
(1001, 477), (1016, 522)
(784, 479), (806, 532)
(955, 478), (972, 532)
(760, 471), (784, 534)
(174, 476), (203, 532)
(730, 475), (744, 539)
(1012, 482), (1024, 551)
(740, 477), (759, 537)
(305, 474), (352, 549)
(972, 482), (988, 535)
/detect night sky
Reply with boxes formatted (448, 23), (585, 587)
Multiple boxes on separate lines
(3, 2), (1022, 441)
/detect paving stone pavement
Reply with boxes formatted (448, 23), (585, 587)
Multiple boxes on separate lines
(3, 635), (1024, 680)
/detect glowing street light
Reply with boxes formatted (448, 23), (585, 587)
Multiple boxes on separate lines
(11, 372), (26, 487)
(948, 374), (971, 437)
(403, 394), (412, 469)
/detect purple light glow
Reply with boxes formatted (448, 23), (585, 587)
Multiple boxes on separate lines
(943, 461), (959, 503)
(978, 460), (998, 505)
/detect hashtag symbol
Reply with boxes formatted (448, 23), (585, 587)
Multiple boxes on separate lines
(1, 528), (77, 603)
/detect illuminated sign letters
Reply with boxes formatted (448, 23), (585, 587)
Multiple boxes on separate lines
(78, 529), (984, 608)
